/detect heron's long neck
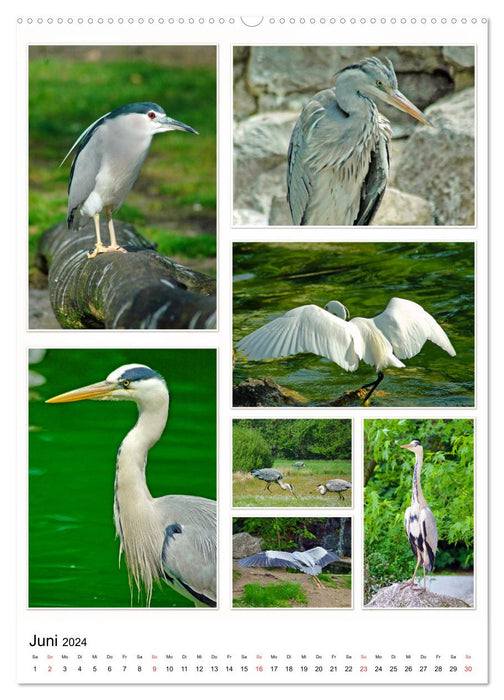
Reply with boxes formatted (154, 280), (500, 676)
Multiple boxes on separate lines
(411, 454), (425, 506)
(113, 391), (169, 603)
(115, 397), (168, 499)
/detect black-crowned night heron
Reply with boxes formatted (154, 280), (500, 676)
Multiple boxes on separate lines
(62, 102), (198, 259)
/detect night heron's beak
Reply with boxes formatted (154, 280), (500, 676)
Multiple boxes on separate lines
(46, 380), (115, 403)
(157, 116), (198, 135)
(384, 88), (433, 127)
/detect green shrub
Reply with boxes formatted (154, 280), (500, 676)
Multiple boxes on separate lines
(233, 426), (273, 473)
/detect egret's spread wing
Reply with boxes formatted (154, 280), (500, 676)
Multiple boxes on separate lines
(373, 297), (456, 360)
(236, 304), (363, 372)
(238, 550), (297, 569)
(160, 495), (217, 606)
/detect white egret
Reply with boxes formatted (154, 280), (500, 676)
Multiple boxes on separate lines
(236, 297), (456, 402)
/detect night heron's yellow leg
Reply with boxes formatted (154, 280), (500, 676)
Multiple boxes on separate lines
(87, 211), (127, 258)
(106, 210), (127, 254)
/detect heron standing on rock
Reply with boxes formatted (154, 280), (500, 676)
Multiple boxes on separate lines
(63, 102), (198, 258)
(401, 439), (438, 592)
(287, 57), (432, 226)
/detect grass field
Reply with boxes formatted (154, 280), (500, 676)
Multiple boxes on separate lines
(232, 460), (352, 507)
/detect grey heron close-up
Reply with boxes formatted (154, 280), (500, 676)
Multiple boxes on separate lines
(236, 297), (456, 403)
(287, 56), (432, 226)
(62, 102), (198, 258)
(251, 468), (297, 497)
(314, 479), (352, 499)
(46, 363), (216, 607)
(401, 440), (438, 592)
(238, 546), (341, 589)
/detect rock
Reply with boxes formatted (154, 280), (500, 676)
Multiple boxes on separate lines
(232, 532), (262, 559)
(233, 112), (296, 214)
(373, 188), (434, 226)
(365, 582), (471, 608)
(233, 377), (306, 407)
(393, 87), (475, 225)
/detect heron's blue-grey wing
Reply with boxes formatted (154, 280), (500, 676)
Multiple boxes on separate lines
(302, 546), (341, 567)
(287, 113), (313, 225)
(404, 505), (420, 557)
(159, 494), (216, 606)
(420, 506), (437, 571)
(236, 304), (363, 371)
(237, 550), (295, 569)
(373, 297), (456, 360)
(354, 115), (390, 225)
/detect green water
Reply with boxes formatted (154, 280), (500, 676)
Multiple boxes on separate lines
(233, 242), (474, 407)
(29, 349), (216, 608)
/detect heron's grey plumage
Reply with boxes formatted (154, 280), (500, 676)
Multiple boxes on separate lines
(401, 440), (438, 591)
(315, 479), (352, 498)
(238, 546), (341, 576)
(63, 102), (197, 257)
(251, 468), (296, 497)
(287, 57), (431, 226)
(47, 363), (216, 607)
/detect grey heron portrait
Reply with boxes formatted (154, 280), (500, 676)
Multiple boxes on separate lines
(251, 468), (297, 497)
(236, 297), (456, 403)
(46, 363), (216, 607)
(314, 479), (352, 499)
(62, 102), (198, 258)
(287, 56), (432, 226)
(401, 440), (438, 591)
(238, 546), (341, 589)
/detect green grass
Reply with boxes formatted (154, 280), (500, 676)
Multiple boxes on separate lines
(29, 52), (216, 275)
(233, 582), (308, 608)
(233, 460), (353, 507)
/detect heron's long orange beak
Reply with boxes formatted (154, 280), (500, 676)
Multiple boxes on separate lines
(400, 443), (414, 451)
(384, 87), (433, 127)
(46, 381), (114, 403)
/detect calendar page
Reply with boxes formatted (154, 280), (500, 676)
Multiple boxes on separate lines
(10, 4), (492, 693)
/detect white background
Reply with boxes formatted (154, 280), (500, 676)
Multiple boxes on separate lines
(2, 0), (502, 698)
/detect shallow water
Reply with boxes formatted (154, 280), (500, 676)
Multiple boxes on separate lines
(29, 349), (216, 608)
(233, 242), (474, 407)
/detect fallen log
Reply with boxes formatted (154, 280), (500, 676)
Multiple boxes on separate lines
(37, 220), (216, 329)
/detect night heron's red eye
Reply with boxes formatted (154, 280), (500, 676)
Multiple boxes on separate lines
(147, 111), (155, 119)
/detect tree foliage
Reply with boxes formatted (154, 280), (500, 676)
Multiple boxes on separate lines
(364, 419), (474, 601)
(233, 426), (273, 472)
(232, 419), (351, 460)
